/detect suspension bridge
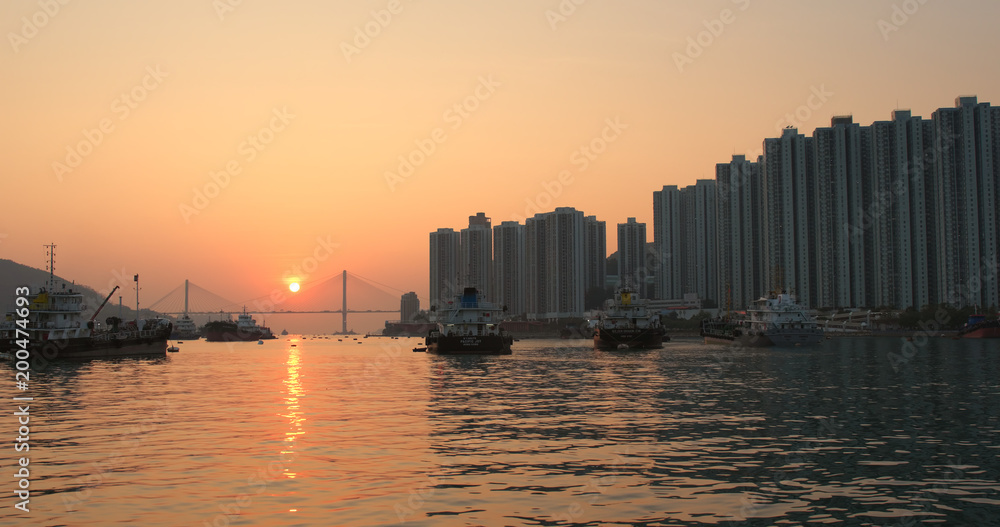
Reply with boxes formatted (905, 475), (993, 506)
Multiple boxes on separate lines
(148, 271), (403, 333)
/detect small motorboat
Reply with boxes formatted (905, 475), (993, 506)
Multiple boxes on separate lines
(412, 347), (427, 353)
(167, 344), (180, 353)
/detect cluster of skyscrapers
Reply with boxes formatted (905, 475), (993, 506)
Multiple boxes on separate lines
(430, 211), (610, 318)
(701, 95), (999, 312)
(430, 96), (1000, 319)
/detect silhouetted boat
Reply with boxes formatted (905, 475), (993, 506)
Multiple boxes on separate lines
(701, 292), (822, 347)
(957, 314), (1000, 338)
(425, 287), (512, 355)
(593, 287), (666, 350)
(203, 307), (276, 342)
(1, 264), (171, 360)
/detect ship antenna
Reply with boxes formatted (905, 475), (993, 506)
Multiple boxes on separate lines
(44, 243), (56, 289)
(134, 274), (140, 328)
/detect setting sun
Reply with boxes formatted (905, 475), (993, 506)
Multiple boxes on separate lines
(289, 283), (300, 293)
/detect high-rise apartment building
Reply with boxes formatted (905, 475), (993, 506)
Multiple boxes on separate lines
(493, 220), (526, 315)
(617, 217), (646, 288)
(680, 180), (717, 304)
(762, 127), (815, 306)
(653, 186), (682, 300)
(584, 215), (607, 295)
(400, 292), (420, 322)
(461, 212), (492, 300)
(716, 155), (764, 309)
(429, 228), (460, 309)
(525, 207), (586, 319)
(932, 96), (999, 309)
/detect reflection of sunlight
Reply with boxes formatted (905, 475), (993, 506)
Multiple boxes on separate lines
(282, 346), (305, 479)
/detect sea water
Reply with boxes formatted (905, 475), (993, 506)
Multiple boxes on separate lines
(2, 336), (999, 526)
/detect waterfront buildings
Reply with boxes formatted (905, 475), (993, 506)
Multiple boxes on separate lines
(493, 220), (526, 316)
(400, 292), (420, 322)
(525, 207), (587, 319)
(617, 217), (646, 288)
(653, 186), (682, 300)
(461, 212), (493, 299)
(584, 215), (607, 296)
(430, 96), (1000, 319)
(710, 95), (1000, 311)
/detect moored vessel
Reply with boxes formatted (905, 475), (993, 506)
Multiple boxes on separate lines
(1, 251), (171, 361)
(701, 292), (822, 347)
(203, 307), (276, 342)
(170, 314), (200, 340)
(592, 287), (666, 350)
(957, 314), (1000, 338)
(425, 287), (512, 355)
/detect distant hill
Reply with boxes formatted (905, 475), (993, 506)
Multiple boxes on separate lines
(0, 258), (164, 322)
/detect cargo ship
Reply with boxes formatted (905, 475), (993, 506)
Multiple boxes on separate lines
(170, 314), (200, 340)
(424, 287), (512, 355)
(593, 287), (666, 350)
(1, 251), (171, 361)
(701, 292), (822, 347)
(203, 307), (276, 342)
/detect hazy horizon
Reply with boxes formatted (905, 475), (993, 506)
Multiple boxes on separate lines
(3, 0), (999, 333)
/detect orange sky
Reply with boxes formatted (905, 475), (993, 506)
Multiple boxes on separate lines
(2, 0), (999, 332)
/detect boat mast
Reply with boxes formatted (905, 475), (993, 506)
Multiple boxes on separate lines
(44, 243), (56, 289)
(134, 274), (140, 327)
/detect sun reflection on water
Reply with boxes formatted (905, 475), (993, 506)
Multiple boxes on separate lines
(281, 343), (305, 479)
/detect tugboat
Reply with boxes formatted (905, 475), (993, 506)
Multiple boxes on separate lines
(593, 287), (666, 350)
(424, 287), (512, 355)
(701, 291), (822, 347)
(203, 307), (276, 342)
(0, 249), (172, 361)
(957, 313), (1000, 338)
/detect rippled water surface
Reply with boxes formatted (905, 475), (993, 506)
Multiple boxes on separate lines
(2, 336), (1000, 526)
